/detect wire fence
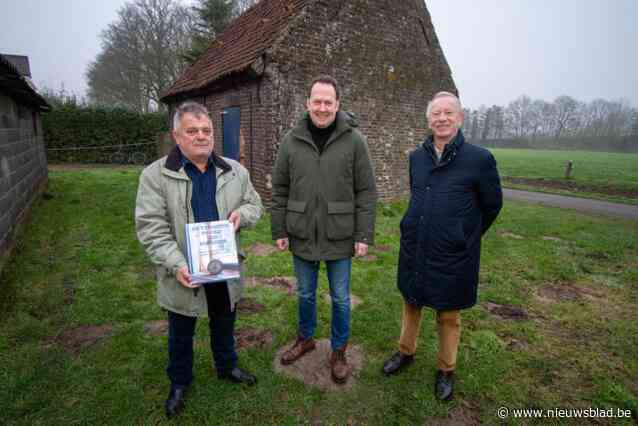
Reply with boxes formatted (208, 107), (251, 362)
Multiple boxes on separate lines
(46, 141), (158, 165)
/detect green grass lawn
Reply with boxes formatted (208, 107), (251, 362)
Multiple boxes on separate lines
(490, 149), (638, 204)
(1, 168), (637, 425)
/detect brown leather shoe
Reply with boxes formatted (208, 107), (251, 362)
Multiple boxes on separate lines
(280, 336), (316, 365)
(330, 346), (350, 384)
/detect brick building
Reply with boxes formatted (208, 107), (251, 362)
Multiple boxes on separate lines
(0, 54), (50, 269)
(160, 0), (456, 202)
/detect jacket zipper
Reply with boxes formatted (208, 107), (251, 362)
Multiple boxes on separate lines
(184, 180), (199, 298)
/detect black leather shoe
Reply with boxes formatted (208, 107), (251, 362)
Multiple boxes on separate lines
(382, 351), (414, 376)
(218, 367), (257, 385)
(435, 370), (454, 401)
(165, 386), (187, 418)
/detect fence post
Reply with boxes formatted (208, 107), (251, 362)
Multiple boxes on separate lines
(157, 132), (175, 158)
(564, 160), (573, 179)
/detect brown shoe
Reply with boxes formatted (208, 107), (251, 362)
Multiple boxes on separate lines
(280, 336), (316, 365)
(330, 345), (350, 384)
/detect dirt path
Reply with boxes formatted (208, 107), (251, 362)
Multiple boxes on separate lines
(504, 188), (638, 220)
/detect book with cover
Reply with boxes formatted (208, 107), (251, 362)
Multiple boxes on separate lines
(185, 220), (240, 284)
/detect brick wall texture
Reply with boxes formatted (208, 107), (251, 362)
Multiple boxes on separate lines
(169, 0), (456, 204)
(0, 92), (48, 259)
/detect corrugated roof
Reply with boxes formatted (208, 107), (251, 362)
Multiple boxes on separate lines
(0, 54), (50, 111)
(162, 0), (310, 100)
(2, 54), (31, 77)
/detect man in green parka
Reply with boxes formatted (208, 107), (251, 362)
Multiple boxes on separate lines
(271, 75), (377, 384)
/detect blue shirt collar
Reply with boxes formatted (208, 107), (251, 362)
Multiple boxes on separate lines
(178, 148), (215, 171)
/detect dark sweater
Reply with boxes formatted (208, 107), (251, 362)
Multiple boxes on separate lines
(307, 118), (337, 154)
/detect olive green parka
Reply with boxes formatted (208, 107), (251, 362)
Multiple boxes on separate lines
(271, 112), (377, 260)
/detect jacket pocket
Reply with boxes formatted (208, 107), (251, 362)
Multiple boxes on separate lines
(285, 199), (309, 239)
(326, 201), (355, 240)
(436, 219), (467, 253)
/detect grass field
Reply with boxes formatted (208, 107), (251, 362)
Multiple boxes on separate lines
(1, 168), (637, 425)
(490, 149), (638, 204)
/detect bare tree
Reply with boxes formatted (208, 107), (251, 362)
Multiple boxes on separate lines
(492, 106), (505, 139)
(526, 99), (553, 139)
(87, 0), (195, 111)
(461, 108), (473, 137)
(631, 111), (638, 135)
(551, 95), (578, 138)
(470, 113), (479, 140)
(506, 95), (533, 137)
(477, 105), (490, 140)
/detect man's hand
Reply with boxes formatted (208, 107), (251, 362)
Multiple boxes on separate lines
(176, 266), (198, 289)
(354, 242), (368, 257)
(228, 211), (241, 231)
(276, 238), (289, 251)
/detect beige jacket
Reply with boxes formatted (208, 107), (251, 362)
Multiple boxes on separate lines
(135, 147), (262, 316)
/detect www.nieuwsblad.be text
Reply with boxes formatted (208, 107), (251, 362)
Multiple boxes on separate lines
(497, 406), (633, 419)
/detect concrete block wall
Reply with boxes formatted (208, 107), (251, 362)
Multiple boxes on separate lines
(0, 93), (48, 263)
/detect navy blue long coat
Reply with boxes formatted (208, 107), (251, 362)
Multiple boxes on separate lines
(397, 131), (502, 310)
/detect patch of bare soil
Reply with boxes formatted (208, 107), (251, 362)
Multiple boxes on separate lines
(536, 282), (603, 303)
(245, 276), (297, 295)
(497, 230), (524, 239)
(235, 327), (273, 350)
(322, 293), (363, 309)
(246, 243), (278, 256)
(356, 254), (378, 262)
(274, 339), (364, 391)
(374, 244), (392, 252)
(505, 177), (638, 198)
(45, 324), (114, 355)
(236, 297), (265, 314)
(144, 320), (168, 336)
(542, 236), (563, 242)
(427, 401), (481, 426)
(484, 302), (528, 320)
(500, 336), (529, 351)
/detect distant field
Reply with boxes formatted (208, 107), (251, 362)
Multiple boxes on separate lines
(490, 149), (638, 203)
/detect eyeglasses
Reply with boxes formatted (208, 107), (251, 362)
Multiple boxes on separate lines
(184, 127), (213, 137)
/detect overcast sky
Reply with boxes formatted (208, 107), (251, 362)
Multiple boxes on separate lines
(1, 0), (636, 110)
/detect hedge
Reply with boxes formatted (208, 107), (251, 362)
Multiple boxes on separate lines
(43, 105), (169, 164)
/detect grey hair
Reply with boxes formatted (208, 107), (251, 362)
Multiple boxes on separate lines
(426, 91), (462, 117)
(172, 101), (211, 131)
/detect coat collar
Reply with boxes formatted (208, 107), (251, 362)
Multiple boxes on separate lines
(290, 111), (356, 150)
(423, 130), (465, 167)
(164, 145), (232, 175)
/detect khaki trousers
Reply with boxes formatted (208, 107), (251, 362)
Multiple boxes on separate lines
(398, 301), (461, 372)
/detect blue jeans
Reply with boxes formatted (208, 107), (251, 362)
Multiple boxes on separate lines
(293, 255), (351, 350)
(166, 282), (237, 389)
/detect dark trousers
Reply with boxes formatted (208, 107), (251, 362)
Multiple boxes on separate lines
(167, 283), (237, 389)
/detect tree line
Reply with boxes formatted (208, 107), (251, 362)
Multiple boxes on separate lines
(463, 95), (638, 140)
(83, 0), (258, 112)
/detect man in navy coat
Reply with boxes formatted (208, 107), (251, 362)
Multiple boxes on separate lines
(382, 92), (502, 401)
